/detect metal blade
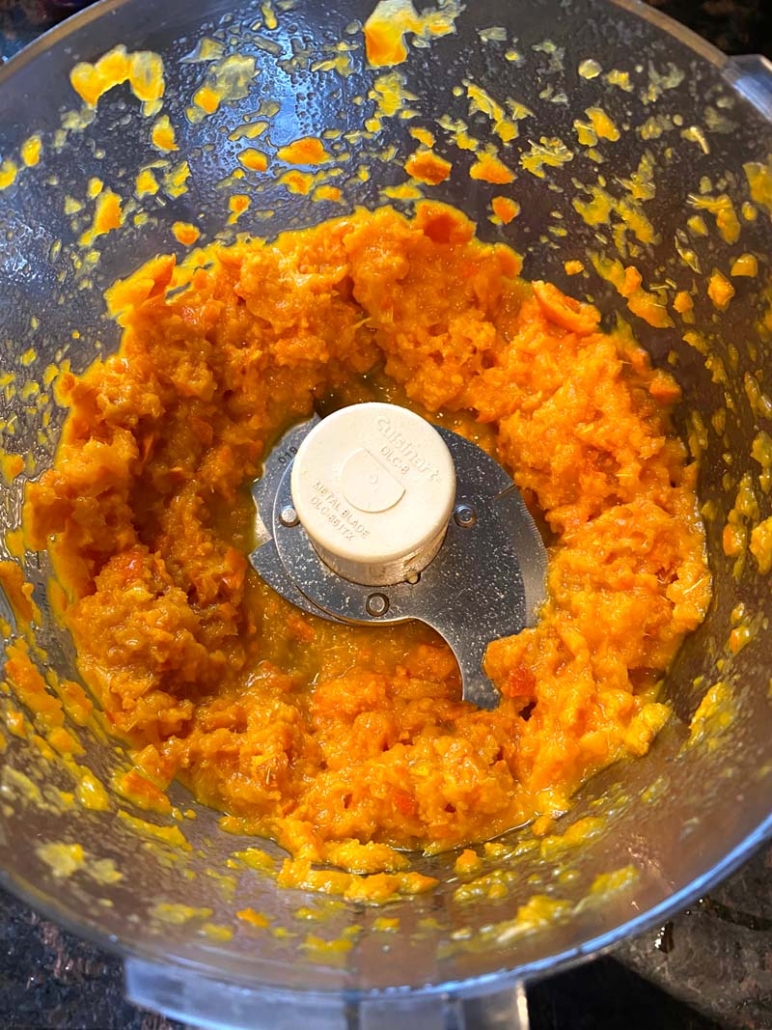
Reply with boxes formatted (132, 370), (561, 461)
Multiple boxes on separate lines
(252, 415), (320, 536)
(266, 427), (549, 708)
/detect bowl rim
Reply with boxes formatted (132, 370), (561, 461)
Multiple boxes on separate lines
(2, 815), (771, 1001)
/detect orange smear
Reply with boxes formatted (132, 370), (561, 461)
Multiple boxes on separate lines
(279, 170), (314, 195)
(0, 452), (24, 484)
(70, 46), (164, 113)
(80, 189), (124, 247)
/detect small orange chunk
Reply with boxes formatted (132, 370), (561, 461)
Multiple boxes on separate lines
(469, 153), (515, 184)
(151, 115), (177, 152)
(492, 196), (520, 224)
(707, 270), (735, 311)
(238, 148), (268, 172)
(532, 280), (601, 334)
(405, 149), (452, 185)
(172, 222), (201, 246)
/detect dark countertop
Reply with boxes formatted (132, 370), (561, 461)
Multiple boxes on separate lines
(647, 0), (771, 56)
(1, 1), (772, 1028)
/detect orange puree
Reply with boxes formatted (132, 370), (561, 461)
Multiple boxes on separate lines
(25, 203), (710, 874)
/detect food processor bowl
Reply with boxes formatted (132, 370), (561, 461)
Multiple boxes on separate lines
(1, 0), (772, 1026)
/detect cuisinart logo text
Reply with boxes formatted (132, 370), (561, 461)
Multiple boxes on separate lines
(375, 415), (440, 481)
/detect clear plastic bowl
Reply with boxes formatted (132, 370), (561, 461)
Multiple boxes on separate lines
(1, 1), (772, 1027)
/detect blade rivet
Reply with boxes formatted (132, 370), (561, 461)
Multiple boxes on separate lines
(279, 505), (299, 528)
(366, 593), (390, 617)
(454, 504), (477, 528)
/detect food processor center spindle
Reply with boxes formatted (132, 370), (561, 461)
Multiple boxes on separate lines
(250, 403), (548, 709)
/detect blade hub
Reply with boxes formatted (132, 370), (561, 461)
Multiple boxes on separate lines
(250, 405), (547, 709)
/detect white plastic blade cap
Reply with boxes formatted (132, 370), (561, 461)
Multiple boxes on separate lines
(290, 403), (456, 586)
